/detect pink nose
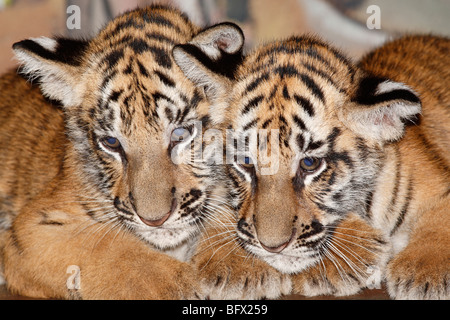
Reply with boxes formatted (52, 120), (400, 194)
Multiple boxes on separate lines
(138, 199), (177, 227)
(259, 228), (297, 253)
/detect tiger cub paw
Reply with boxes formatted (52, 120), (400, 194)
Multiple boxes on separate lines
(386, 244), (449, 300)
(292, 214), (389, 297)
(194, 248), (292, 299)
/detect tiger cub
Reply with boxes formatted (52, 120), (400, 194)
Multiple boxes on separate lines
(0, 6), (244, 299)
(175, 35), (449, 299)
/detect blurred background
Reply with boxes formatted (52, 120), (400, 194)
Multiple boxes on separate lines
(0, 0), (449, 74)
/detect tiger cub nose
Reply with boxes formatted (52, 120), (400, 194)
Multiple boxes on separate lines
(259, 228), (297, 253)
(138, 199), (177, 227)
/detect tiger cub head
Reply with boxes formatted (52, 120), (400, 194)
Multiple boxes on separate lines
(12, 6), (244, 251)
(176, 35), (421, 272)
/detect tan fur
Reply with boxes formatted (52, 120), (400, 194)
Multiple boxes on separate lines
(0, 6), (244, 299)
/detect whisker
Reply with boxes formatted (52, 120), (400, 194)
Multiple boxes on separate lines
(328, 229), (381, 244)
(198, 234), (238, 270)
(327, 241), (367, 281)
(332, 234), (382, 257)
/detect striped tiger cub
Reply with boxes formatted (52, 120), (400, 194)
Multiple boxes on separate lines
(175, 34), (449, 299)
(0, 5), (244, 299)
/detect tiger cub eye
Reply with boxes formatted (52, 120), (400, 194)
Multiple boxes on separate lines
(300, 157), (322, 172)
(101, 137), (121, 151)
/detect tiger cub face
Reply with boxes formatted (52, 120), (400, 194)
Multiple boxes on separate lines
(177, 36), (420, 272)
(13, 7), (244, 251)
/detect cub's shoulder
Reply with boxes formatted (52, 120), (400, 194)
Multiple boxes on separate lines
(360, 35), (450, 165)
(359, 35), (450, 89)
(0, 70), (63, 122)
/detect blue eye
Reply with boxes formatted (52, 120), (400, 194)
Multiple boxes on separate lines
(300, 157), (322, 172)
(171, 127), (191, 142)
(101, 137), (121, 150)
(239, 156), (254, 171)
(303, 158), (314, 167)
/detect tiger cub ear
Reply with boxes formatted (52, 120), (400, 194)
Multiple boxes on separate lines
(13, 37), (89, 106)
(172, 22), (244, 124)
(340, 76), (421, 143)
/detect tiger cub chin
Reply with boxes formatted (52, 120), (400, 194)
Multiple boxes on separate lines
(0, 5), (244, 299)
(175, 34), (449, 299)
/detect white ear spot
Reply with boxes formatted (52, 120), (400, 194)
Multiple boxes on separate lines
(30, 37), (58, 52)
(376, 80), (412, 95)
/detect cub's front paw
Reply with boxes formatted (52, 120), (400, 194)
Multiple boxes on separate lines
(386, 245), (449, 300)
(194, 245), (291, 299)
(292, 214), (388, 297)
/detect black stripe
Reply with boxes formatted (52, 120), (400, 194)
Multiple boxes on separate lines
(114, 197), (134, 216)
(109, 12), (183, 37)
(363, 190), (374, 219)
(242, 95), (264, 115)
(289, 36), (351, 67)
(296, 133), (305, 151)
(154, 70), (175, 87)
(315, 202), (343, 216)
(292, 114), (306, 130)
(237, 218), (255, 239)
(145, 32), (176, 45)
(38, 211), (64, 226)
(164, 107), (174, 122)
(123, 38), (173, 68)
(245, 72), (270, 93)
(299, 74), (325, 104)
(103, 49), (124, 69)
(100, 70), (118, 92)
(243, 118), (259, 131)
(261, 118), (273, 129)
(136, 59), (149, 77)
(303, 62), (344, 92)
(329, 151), (353, 168)
(307, 140), (324, 151)
(152, 91), (175, 106)
(274, 64), (299, 78)
(109, 89), (124, 102)
(147, 46), (172, 69)
(282, 85), (290, 99)
(294, 95), (315, 117)
(388, 148), (402, 214)
(142, 11), (183, 33)
(128, 38), (150, 54)
(327, 127), (341, 149)
(390, 177), (414, 236)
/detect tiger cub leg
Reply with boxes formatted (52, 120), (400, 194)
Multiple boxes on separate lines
(3, 196), (200, 299)
(292, 213), (389, 297)
(192, 222), (292, 299)
(386, 199), (450, 299)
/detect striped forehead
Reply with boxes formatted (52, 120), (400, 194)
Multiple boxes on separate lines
(94, 68), (201, 136)
(88, 10), (201, 136)
(232, 39), (354, 155)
